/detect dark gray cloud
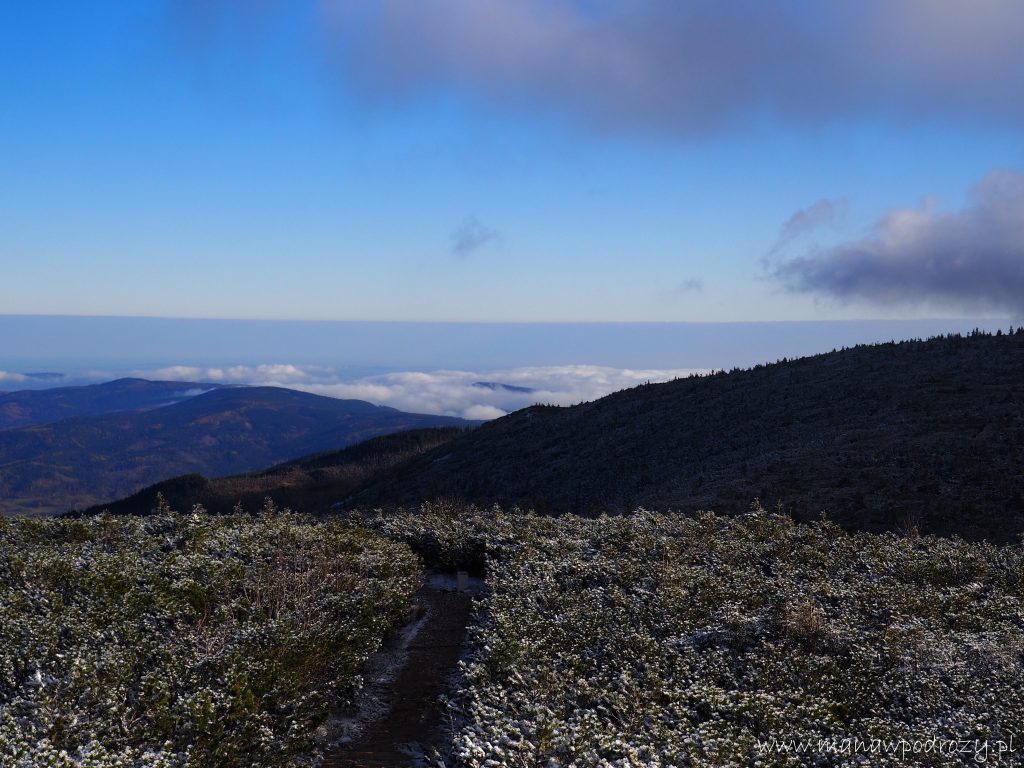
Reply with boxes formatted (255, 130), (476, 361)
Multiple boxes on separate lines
(774, 169), (1024, 315)
(317, 0), (1024, 135)
(451, 216), (501, 258)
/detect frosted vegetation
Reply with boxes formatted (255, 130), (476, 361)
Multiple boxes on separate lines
(376, 505), (1024, 767)
(0, 503), (419, 767)
(4, 501), (1022, 767)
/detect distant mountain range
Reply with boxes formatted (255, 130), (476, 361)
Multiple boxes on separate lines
(0, 381), (474, 515)
(340, 331), (1024, 542)
(0, 378), (221, 431)
(472, 381), (536, 394)
(60, 332), (1024, 543)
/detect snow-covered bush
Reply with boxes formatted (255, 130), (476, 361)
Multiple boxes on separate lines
(0, 505), (419, 767)
(384, 505), (1024, 767)
(364, 500), (528, 574)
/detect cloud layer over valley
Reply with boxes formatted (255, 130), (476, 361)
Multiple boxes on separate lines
(119, 364), (706, 420)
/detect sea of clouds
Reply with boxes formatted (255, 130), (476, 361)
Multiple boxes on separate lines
(111, 364), (707, 420)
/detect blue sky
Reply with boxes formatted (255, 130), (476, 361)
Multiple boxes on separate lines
(2, 1), (1023, 322)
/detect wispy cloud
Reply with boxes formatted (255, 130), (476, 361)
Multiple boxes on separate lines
(777, 198), (848, 246)
(774, 169), (1024, 316)
(451, 215), (501, 258)
(673, 278), (704, 296)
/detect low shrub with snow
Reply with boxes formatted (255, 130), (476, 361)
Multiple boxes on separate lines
(365, 501), (520, 574)
(0, 503), (419, 767)
(385, 505), (1024, 767)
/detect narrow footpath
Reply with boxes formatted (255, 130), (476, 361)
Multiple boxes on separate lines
(322, 581), (474, 767)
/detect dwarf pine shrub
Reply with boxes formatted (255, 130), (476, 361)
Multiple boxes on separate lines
(0, 506), (419, 767)
(380, 505), (1024, 767)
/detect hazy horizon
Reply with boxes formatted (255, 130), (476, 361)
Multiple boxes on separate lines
(1, 314), (1012, 419)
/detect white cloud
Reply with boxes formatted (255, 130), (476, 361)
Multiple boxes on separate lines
(144, 363), (319, 384)
(463, 404), (508, 420)
(120, 362), (707, 419)
(298, 365), (706, 417)
(173, 387), (219, 397)
(0, 371), (28, 384)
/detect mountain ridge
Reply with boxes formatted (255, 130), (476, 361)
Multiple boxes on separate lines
(0, 384), (475, 515)
(0, 377), (224, 431)
(341, 331), (1024, 542)
(77, 427), (466, 517)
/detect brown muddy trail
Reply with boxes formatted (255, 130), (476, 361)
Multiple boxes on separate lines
(322, 584), (473, 768)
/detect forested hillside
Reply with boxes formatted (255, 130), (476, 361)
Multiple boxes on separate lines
(347, 331), (1024, 541)
(82, 427), (465, 517)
